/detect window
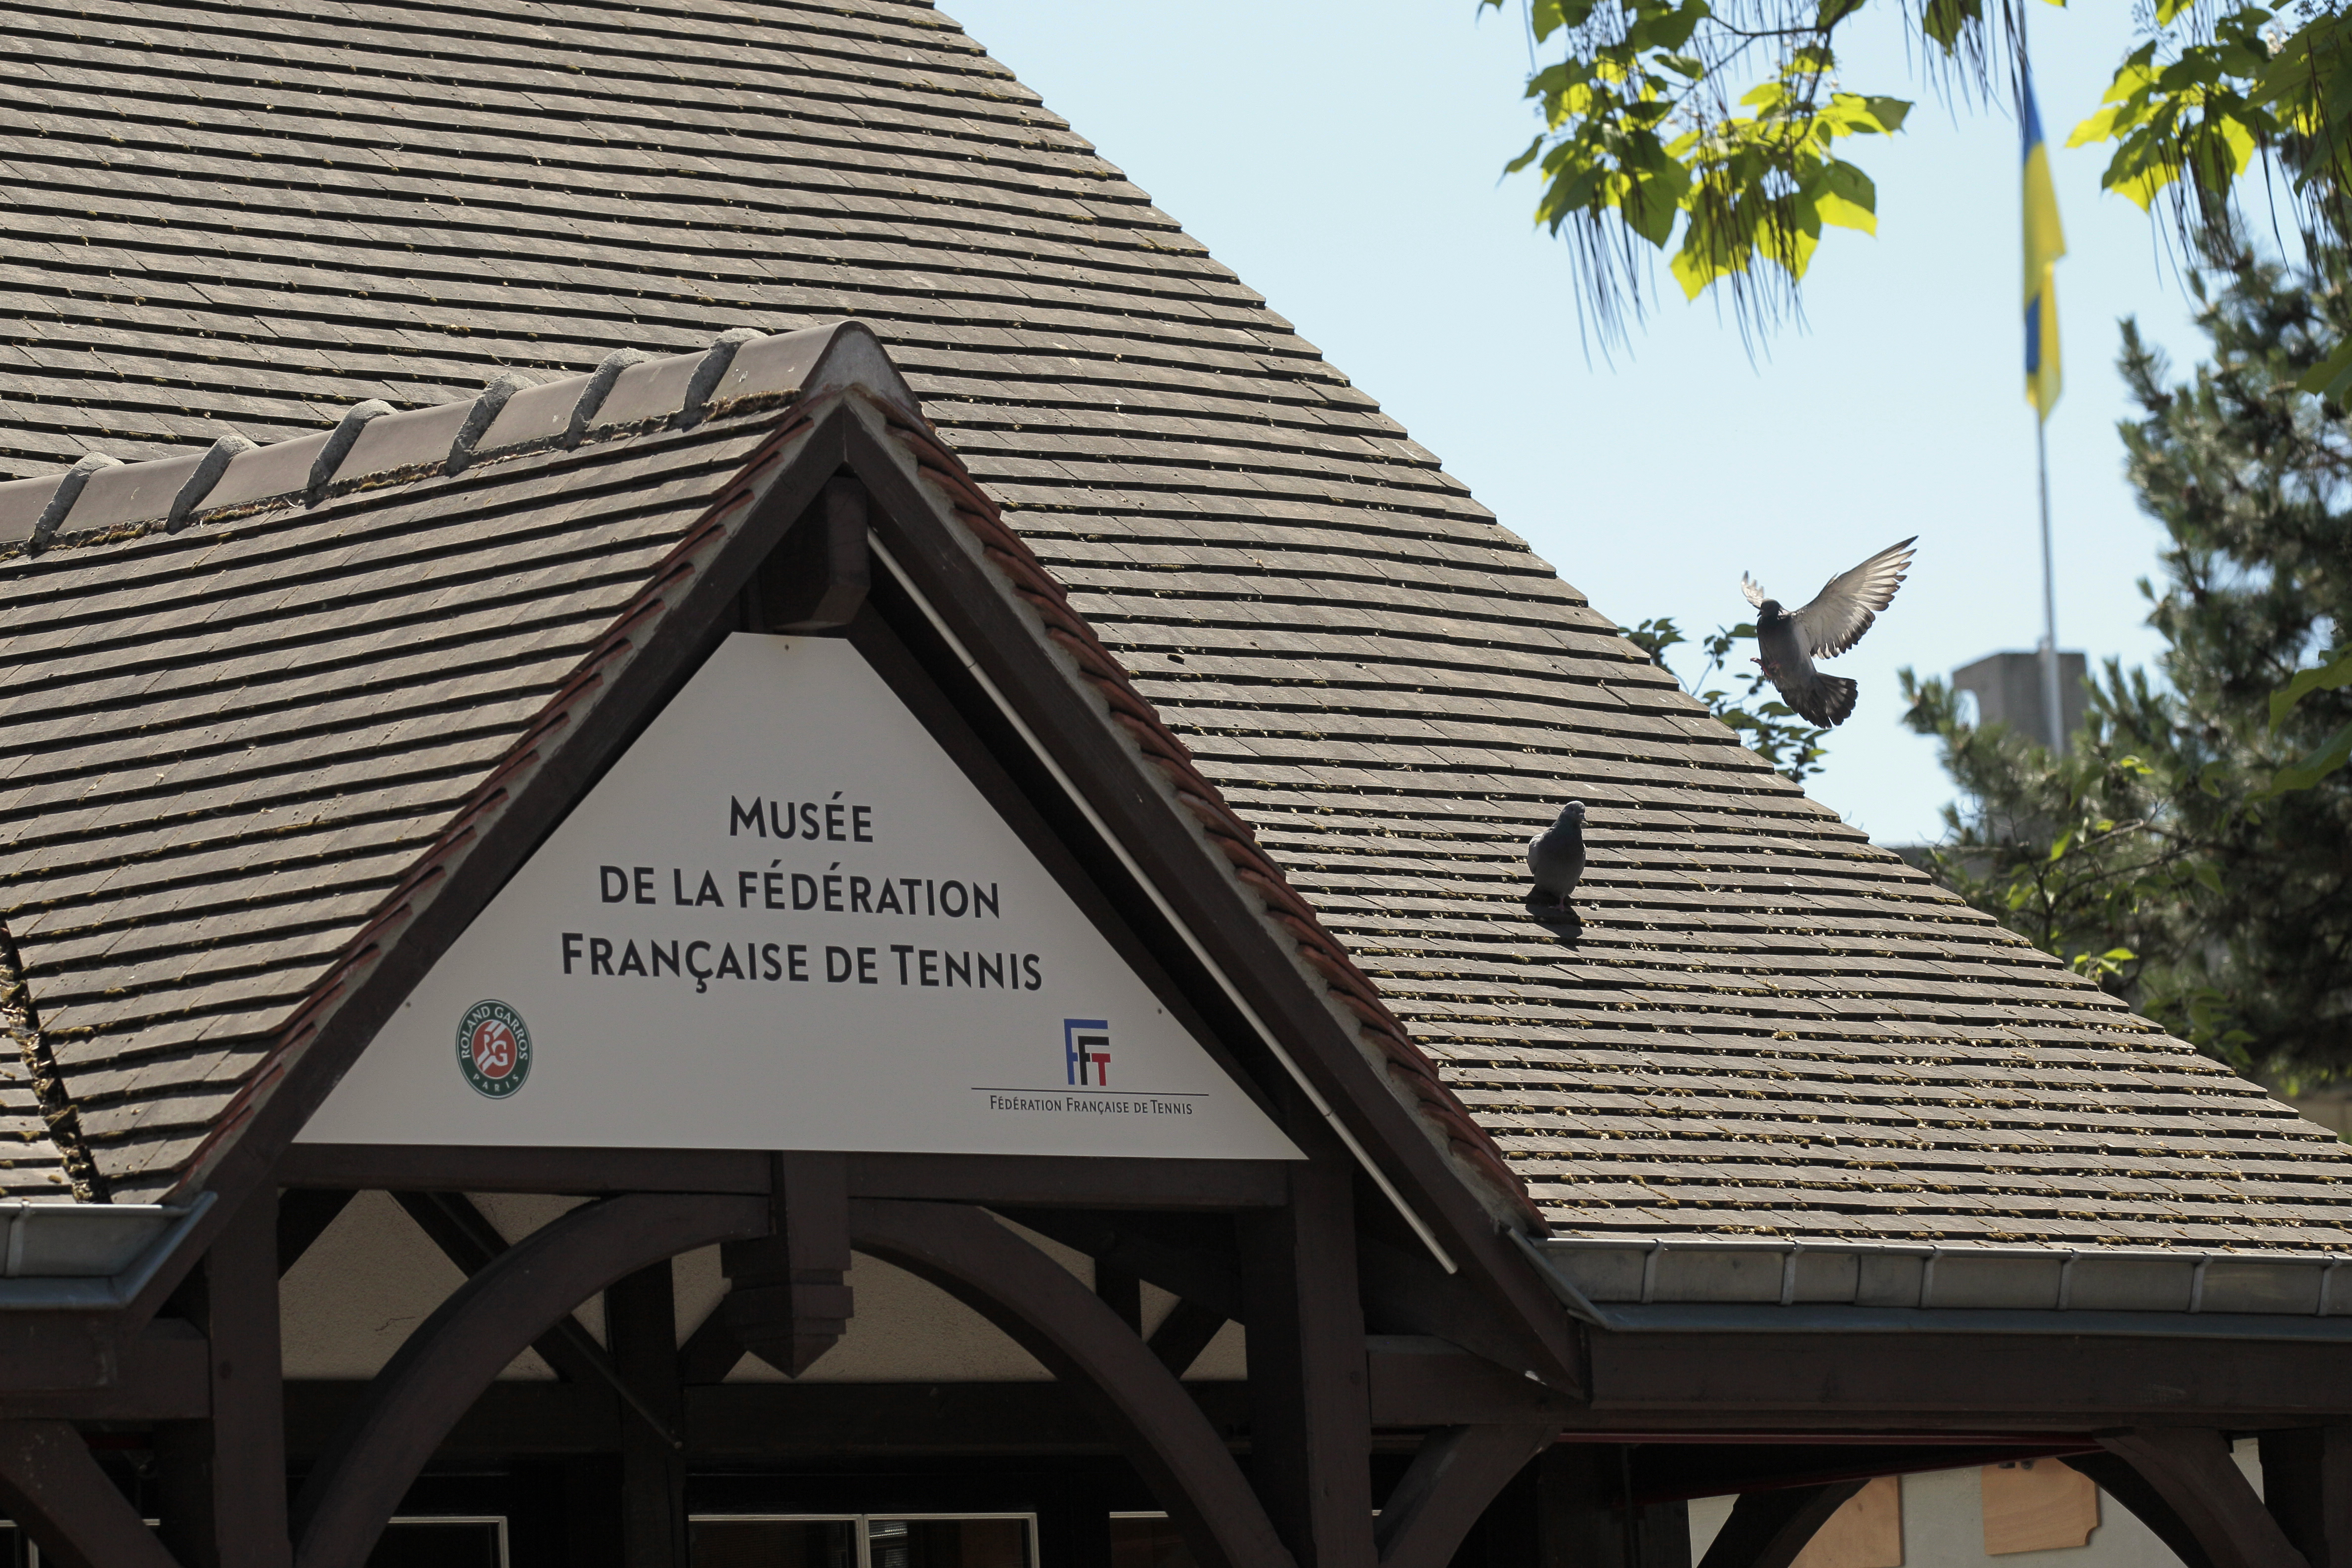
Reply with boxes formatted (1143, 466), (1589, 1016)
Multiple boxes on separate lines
(366, 1517), (508, 1568)
(1109, 1512), (1195, 1568)
(692, 1514), (1036, 1568)
(22, 1517), (504, 1568)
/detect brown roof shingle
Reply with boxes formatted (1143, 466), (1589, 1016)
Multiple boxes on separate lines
(0, 0), (2344, 1244)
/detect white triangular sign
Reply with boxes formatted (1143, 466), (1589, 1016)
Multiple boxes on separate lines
(301, 634), (1303, 1160)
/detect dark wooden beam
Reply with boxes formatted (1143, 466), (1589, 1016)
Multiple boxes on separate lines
(1369, 1338), (1576, 1428)
(274, 1189), (353, 1277)
(1373, 1427), (1555, 1568)
(994, 1209), (1243, 1320)
(2057, 1451), (2216, 1568)
(1533, 1443), (1630, 1568)
(1150, 1301), (1228, 1377)
(290, 1193), (767, 1568)
(282, 1377), (1254, 1461)
(1240, 1158), (1376, 1568)
(1587, 1327), (2352, 1418)
(279, 1146), (771, 1194)
(760, 475), (870, 632)
(1693, 1481), (1865, 1568)
(2263, 1425), (2352, 1568)
(156, 1186), (291, 1568)
(277, 1146), (1288, 1210)
(721, 1153), (852, 1377)
(0, 1321), (210, 1420)
(2097, 1428), (2307, 1568)
(285, 1381), (621, 1462)
(1097, 1261), (1144, 1336)
(608, 1261), (688, 1568)
(675, 1310), (745, 1387)
(848, 1197), (1292, 1568)
(0, 1420), (179, 1568)
(851, 1154), (1287, 1210)
(1357, 1236), (1578, 1402)
(1627, 1440), (2097, 1506)
(390, 1190), (668, 1445)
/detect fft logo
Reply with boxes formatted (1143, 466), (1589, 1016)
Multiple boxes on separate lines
(456, 999), (533, 1099)
(1063, 1018), (1109, 1087)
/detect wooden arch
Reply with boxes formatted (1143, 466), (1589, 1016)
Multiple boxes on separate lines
(289, 1192), (770, 1568)
(847, 1197), (1295, 1568)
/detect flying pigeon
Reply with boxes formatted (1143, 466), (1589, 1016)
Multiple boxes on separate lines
(1526, 800), (1586, 913)
(1741, 537), (1918, 728)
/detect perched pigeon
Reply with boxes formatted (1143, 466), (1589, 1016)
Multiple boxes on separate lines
(1741, 537), (1918, 728)
(1526, 800), (1587, 912)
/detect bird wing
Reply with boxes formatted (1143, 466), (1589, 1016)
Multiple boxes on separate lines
(1790, 536), (1917, 659)
(1741, 573), (1768, 610)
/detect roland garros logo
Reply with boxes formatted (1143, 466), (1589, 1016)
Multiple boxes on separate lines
(456, 1000), (532, 1098)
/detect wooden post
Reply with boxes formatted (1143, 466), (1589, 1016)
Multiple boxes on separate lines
(1239, 1159), (1375, 1568)
(157, 1185), (291, 1568)
(721, 1152), (853, 1376)
(566, 1458), (628, 1568)
(2263, 1426), (2352, 1568)
(1535, 1445), (1628, 1568)
(607, 1261), (688, 1568)
(760, 478), (870, 632)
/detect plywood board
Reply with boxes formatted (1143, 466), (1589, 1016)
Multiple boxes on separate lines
(1981, 1459), (2097, 1554)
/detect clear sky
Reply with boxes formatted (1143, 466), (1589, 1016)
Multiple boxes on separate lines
(942, 0), (2221, 845)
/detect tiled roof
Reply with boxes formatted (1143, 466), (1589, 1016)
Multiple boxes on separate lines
(0, 0), (2346, 1245)
(0, 341), (804, 1199)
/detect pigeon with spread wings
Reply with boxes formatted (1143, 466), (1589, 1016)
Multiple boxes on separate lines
(1741, 537), (1917, 728)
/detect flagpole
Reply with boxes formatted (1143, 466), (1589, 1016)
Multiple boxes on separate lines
(2036, 412), (2063, 751)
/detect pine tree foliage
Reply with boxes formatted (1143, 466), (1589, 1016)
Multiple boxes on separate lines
(1903, 240), (2352, 1084)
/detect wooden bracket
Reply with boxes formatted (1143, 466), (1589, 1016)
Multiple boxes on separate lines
(721, 1152), (854, 1377)
(290, 1193), (768, 1568)
(2095, 1429), (2309, 1568)
(0, 1421), (182, 1568)
(1695, 1480), (1866, 1568)
(1374, 1425), (1556, 1568)
(848, 1196), (1294, 1568)
(157, 1187), (291, 1568)
(759, 476), (870, 632)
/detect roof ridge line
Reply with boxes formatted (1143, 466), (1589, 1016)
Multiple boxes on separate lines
(0, 321), (919, 561)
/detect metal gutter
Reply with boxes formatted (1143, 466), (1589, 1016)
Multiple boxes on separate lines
(0, 1194), (213, 1310)
(1522, 1233), (2352, 1338)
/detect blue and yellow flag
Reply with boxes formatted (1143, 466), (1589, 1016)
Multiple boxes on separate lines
(2022, 66), (2066, 420)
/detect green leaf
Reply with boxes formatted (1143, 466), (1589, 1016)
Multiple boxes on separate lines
(2266, 720), (2352, 796)
(2268, 646), (2352, 729)
(1920, 0), (1981, 51)
(1813, 160), (1877, 232)
(2299, 337), (2352, 401)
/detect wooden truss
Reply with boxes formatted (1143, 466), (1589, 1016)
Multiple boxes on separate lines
(1, 387), (2350, 1568)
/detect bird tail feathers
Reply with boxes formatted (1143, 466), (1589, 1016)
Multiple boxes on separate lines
(1790, 674), (1858, 729)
